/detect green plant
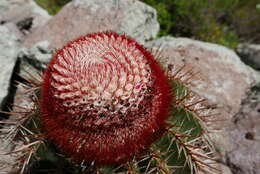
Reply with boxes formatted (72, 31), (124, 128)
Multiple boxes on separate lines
(142, 0), (260, 48)
(0, 32), (219, 174)
(34, 0), (71, 15)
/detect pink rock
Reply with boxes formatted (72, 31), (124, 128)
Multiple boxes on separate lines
(225, 83), (260, 174)
(146, 37), (260, 119)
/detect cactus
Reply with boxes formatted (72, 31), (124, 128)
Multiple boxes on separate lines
(1, 32), (220, 174)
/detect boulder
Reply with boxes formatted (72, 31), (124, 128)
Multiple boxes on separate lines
(225, 83), (260, 174)
(18, 40), (52, 68)
(0, 22), (24, 40)
(236, 44), (260, 71)
(0, 0), (51, 38)
(0, 25), (21, 108)
(23, 0), (159, 49)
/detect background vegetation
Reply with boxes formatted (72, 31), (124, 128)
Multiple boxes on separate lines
(35, 0), (71, 15)
(35, 0), (260, 48)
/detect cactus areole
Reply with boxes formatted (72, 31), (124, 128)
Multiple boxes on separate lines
(41, 32), (172, 165)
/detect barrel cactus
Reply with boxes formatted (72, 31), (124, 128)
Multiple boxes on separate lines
(1, 32), (220, 174)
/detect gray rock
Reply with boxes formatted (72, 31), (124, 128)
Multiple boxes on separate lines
(19, 40), (52, 69)
(0, 25), (22, 174)
(2, 22), (24, 40)
(236, 44), (260, 71)
(23, 0), (159, 49)
(0, 0), (51, 38)
(225, 83), (260, 174)
(0, 25), (21, 108)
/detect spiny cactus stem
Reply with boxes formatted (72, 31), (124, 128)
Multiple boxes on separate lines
(20, 66), (43, 84)
(174, 68), (194, 82)
(195, 160), (221, 174)
(166, 129), (199, 139)
(0, 84), (44, 173)
(168, 65), (192, 84)
(184, 98), (207, 109)
(150, 151), (170, 174)
(161, 124), (220, 174)
(124, 160), (140, 173)
(0, 111), (23, 118)
(16, 140), (43, 174)
(171, 88), (193, 102)
(170, 64), (187, 79)
(167, 64), (204, 90)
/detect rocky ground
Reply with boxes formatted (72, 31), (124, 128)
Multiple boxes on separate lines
(0, 0), (260, 174)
